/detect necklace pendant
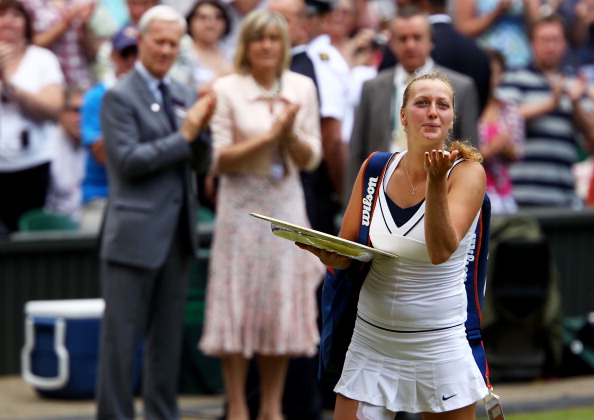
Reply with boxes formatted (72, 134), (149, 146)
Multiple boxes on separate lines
(412, 190), (416, 195)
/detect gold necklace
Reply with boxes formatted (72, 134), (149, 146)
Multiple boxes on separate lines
(404, 154), (426, 195)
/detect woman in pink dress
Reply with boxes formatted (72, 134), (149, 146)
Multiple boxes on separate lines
(199, 10), (324, 420)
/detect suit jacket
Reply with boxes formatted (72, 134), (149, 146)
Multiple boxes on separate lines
(379, 20), (491, 113)
(431, 22), (491, 113)
(346, 65), (480, 191)
(100, 69), (211, 269)
(291, 50), (318, 92)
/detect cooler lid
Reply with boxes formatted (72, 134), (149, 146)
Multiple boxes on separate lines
(24, 299), (105, 318)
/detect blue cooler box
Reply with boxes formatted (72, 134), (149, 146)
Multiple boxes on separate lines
(21, 298), (142, 399)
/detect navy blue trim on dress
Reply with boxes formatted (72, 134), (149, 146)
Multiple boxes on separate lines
(402, 214), (423, 237)
(378, 157), (425, 235)
(357, 314), (463, 334)
(386, 195), (423, 228)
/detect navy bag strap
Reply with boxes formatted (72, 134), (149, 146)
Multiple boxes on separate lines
(356, 152), (394, 245)
(319, 151), (393, 377)
(464, 193), (491, 379)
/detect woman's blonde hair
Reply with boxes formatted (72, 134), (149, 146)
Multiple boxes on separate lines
(402, 71), (483, 163)
(233, 10), (291, 76)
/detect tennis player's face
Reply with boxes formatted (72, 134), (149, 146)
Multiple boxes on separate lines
(401, 79), (454, 144)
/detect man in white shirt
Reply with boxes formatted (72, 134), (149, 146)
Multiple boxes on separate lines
(306, 0), (350, 207)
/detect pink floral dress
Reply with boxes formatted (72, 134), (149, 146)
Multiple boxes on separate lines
(199, 72), (325, 357)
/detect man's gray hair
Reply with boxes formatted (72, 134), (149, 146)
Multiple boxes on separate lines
(138, 5), (187, 35)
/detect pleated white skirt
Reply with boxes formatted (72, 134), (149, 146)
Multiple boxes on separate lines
(334, 317), (489, 417)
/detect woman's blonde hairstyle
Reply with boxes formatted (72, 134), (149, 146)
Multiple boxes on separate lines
(401, 71), (483, 163)
(233, 10), (291, 76)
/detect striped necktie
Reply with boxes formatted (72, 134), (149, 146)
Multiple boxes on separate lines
(158, 81), (176, 130)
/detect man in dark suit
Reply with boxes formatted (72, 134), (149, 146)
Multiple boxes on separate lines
(421, 0), (490, 112)
(95, 5), (215, 420)
(379, 0), (491, 113)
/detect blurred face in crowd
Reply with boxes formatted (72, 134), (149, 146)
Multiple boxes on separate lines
(127, 0), (157, 25)
(390, 14), (433, 74)
(60, 92), (84, 142)
(138, 19), (184, 79)
(395, 0), (412, 8)
(531, 20), (567, 72)
(401, 78), (454, 144)
(189, 3), (228, 45)
(326, 0), (356, 40)
(246, 25), (284, 74)
(267, 0), (309, 47)
(0, 7), (26, 44)
(112, 46), (138, 78)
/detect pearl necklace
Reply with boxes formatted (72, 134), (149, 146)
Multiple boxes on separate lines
(404, 154), (426, 195)
(256, 78), (281, 99)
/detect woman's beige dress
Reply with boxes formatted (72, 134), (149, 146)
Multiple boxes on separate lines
(199, 71), (325, 357)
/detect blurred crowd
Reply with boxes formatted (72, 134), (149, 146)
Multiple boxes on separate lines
(1, 0), (594, 236)
(1, 1), (592, 419)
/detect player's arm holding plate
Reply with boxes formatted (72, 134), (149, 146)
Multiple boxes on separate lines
(295, 159), (369, 270)
(295, 242), (353, 270)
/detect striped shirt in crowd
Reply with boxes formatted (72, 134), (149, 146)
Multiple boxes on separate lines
(497, 65), (594, 207)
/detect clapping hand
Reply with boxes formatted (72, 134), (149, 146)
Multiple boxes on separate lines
(566, 73), (588, 103)
(181, 92), (217, 142)
(347, 28), (377, 67)
(271, 100), (300, 144)
(497, 0), (513, 15)
(548, 74), (565, 104)
(62, 1), (96, 26)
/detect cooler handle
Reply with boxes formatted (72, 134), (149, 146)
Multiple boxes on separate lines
(21, 316), (70, 390)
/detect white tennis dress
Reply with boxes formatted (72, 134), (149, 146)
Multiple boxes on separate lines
(334, 152), (488, 418)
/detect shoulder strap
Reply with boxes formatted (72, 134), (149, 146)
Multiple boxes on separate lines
(465, 193), (492, 379)
(447, 157), (465, 178)
(356, 152), (394, 246)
